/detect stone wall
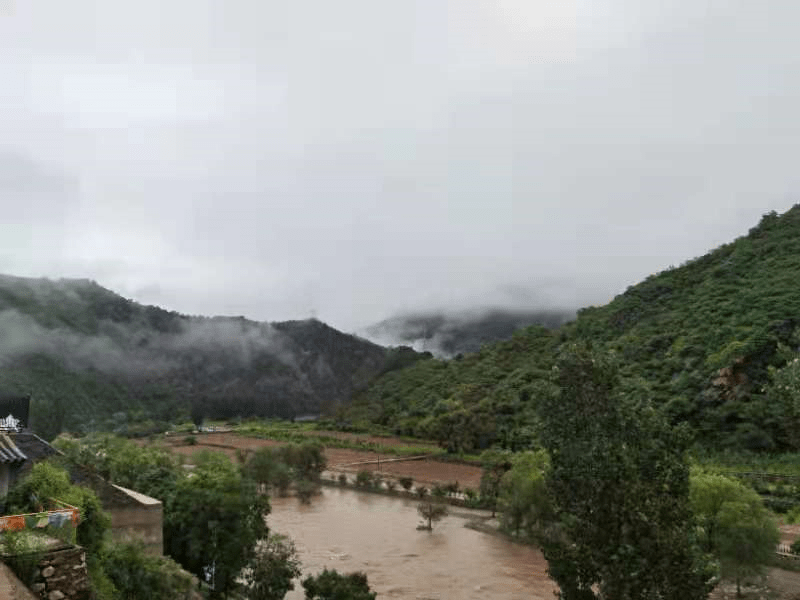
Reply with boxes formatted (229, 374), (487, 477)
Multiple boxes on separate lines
(30, 546), (89, 600)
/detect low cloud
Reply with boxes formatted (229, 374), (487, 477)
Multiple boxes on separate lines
(363, 306), (575, 357)
(0, 306), (299, 379)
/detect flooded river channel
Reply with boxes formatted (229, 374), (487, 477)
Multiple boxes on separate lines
(267, 487), (556, 599)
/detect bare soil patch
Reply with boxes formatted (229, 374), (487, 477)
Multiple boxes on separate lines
(154, 432), (483, 489)
(327, 449), (483, 490)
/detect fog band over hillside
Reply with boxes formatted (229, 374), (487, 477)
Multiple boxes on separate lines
(0, 308), (299, 376)
(363, 307), (575, 357)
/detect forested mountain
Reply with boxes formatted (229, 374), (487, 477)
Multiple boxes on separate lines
(345, 205), (800, 453)
(0, 276), (390, 438)
(363, 308), (574, 357)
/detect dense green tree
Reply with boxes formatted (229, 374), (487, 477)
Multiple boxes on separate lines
(102, 541), (193, 600)
(478, 449), (512, 517)
(716, 501), (779, 597)
(245, 447), (286, 490)
(689, 472), (759, 553)
(191, 397), (207, 430)
(690, 472), (779, 596)
(420, 385), (498, 453)
(164, 451), (269, 598)
(497, 450), (551, 539)
(416, 500), (448, 531)
(245, 442), (325, 496)
(302, 569), (376, 600)
(765, 355), (800, 448)
(241, 534), (302, 600)
(280, 441), (326, 482)
(537, 344), (715, 600)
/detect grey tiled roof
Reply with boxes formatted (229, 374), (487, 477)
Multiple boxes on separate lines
(9, 432), (59, 463)
(0, 433), (27, 463)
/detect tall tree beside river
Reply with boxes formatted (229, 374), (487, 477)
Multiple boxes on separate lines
(162, 451), (271, 598)
(690, 472), (779, 597)
(537, 344), (716, 600)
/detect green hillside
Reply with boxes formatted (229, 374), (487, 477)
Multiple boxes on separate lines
(345, 206), (800, 452)
(0, 276), (390, 439)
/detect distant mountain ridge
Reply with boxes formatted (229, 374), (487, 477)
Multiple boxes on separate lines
(0, 275), (389, 438)
(363, 308), (574, 357)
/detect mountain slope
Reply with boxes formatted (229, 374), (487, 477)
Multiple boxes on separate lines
(0, 276), (389, 438)
(346, 205), (800, 452)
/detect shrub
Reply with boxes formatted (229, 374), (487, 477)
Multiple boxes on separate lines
(417, 501), (448, 531)
(785, 505), (800, 524)
(0, 531), (47, 585)
(399, 477), (414, 491)
(791, 539), (800, 555)
(338, 473), (348, 486)
(415, 485), (428, 498)
(87, 554), (117, 600)
(295, 479), (318, 504)
(303, 568), (376, 600)
(385, 480), (397, 492)
(183, 435), (197, 446)
(102, 541), (193, 600)
(355, 470), (374, 488)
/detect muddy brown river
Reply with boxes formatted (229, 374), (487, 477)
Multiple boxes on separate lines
(267, 487), (556, 599)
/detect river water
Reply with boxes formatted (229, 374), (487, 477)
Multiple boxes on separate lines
(267, 487), (556, 599)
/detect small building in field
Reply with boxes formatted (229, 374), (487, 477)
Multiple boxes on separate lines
(68, 465), (164, 556)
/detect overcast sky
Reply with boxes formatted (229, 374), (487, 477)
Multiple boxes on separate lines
(1, 1), (798, 331)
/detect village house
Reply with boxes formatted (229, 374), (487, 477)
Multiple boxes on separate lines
(0, 396), (164, 555)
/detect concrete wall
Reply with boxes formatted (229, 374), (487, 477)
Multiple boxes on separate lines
(67, 470), (165, 557)
(0, 463), (9, 499)
(109, 502), (163, 556)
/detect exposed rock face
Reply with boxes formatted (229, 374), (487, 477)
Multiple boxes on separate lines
(711, 357), (751, 402)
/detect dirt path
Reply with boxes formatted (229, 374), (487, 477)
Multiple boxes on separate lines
(0, 562), (38, 600)
(709, 568), (800, 600)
